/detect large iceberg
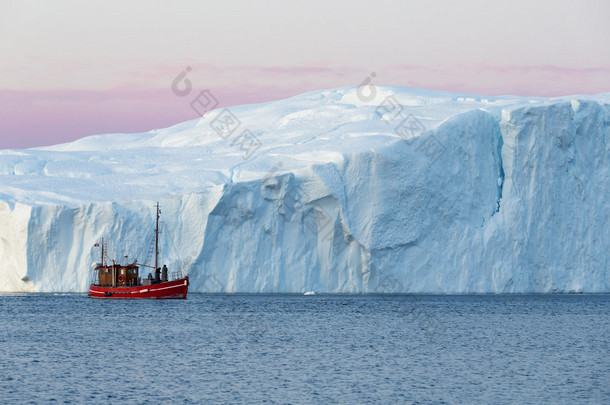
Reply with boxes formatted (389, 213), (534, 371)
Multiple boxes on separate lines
(1, 86), (608, 293)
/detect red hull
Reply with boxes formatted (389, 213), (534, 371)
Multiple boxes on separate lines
(88, 276), (189, 299)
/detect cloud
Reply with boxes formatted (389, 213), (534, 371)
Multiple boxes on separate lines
(385, 64), (610, 96)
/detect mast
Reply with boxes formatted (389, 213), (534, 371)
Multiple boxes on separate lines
(154, 202), (159, 273)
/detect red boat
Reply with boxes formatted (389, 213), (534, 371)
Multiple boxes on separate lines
(88, 202), (189, 299)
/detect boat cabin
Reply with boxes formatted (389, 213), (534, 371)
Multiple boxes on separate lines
(94, 262), (140, 287)
(92, 261), (170, 287)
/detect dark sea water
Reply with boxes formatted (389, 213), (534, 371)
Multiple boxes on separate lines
(0, 293), (608, 404)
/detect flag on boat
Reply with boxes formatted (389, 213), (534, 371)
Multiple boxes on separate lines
(94, 243), (99, 247)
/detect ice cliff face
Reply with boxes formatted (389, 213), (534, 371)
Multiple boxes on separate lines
(0, 87), (608, 293)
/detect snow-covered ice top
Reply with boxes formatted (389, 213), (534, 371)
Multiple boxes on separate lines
(2, 86), (606, 207)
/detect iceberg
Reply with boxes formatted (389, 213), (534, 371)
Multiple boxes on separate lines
(0, 86), (608, 293)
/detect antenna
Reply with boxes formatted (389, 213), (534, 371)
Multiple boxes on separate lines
(100, 238), (108, 266)
(154, 202), (160, 272)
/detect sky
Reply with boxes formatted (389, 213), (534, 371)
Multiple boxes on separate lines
(1, 0), (609, 149)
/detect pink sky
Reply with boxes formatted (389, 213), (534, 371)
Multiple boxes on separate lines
(1, 0), (609, 149)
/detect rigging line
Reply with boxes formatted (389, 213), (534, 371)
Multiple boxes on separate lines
(160, 218), (186, 278)
(140, 226), (156, 265)
(138, 221), (155, 263)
